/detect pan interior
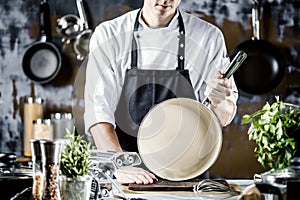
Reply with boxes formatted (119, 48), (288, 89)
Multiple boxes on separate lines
(137, 98), (222, 181)
(232, 40), (285, 95)
(29, 49), (58, 79)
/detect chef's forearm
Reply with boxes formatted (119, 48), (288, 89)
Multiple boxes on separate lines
(90, 122), (123, 151)
(210, 99), (235, 127)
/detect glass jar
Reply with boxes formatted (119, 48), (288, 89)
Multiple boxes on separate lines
(23, 97), (44, 157)
(50, 113), (74, 141)
(33, 119), (53, 140)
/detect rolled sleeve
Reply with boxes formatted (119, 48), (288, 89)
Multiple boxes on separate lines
(84, 30), (120, 135)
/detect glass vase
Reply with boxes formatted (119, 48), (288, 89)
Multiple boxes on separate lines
(60, 175), (92, 200)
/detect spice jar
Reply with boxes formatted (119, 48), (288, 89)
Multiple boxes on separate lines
(23, 97), (44, 157)
(30, 139), (44, 200)
(50, 113), (74, 141)
(40, 140), (63, 200)
(33, 119), (53, 140)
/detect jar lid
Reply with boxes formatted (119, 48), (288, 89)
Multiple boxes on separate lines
(24, 96), (44, 104)
(50, 112), (73, 120)
(33, 118), (52, 125)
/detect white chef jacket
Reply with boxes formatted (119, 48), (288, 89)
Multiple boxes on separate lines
(84, 9), (238, 134)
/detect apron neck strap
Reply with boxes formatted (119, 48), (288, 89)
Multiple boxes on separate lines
(130, 9), (185, 71)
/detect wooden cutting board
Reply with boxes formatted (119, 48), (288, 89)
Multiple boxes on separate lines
(127, 179), (228, 192)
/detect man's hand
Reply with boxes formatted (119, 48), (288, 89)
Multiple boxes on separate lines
(114, 166), (158, 184)
(204, 70), (236, 126)
(204, 71), (232, 108)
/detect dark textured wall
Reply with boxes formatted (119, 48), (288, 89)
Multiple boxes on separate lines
(0, 0), (299, 178)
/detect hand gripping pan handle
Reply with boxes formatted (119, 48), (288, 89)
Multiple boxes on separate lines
(202, 50), (247, 106)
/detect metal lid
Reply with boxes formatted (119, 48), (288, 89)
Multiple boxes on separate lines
(33, 118), (52, 125)
(24, 96), (44, 104)
(50, 112), (73, 120)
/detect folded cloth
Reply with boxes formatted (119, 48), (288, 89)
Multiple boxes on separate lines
(238, 184), (264, 200)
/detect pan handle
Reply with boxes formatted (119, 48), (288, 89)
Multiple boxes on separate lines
(252, 0), (260, 40)
(76, 0), (89, 30)
(222, 50), (247, 78)
(202, 51), (247, 106)
(39, 0), (52, 42)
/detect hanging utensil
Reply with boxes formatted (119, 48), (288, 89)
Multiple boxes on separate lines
(231, 0), (285, 95)
(22, 0), (62, 84)
(56, 14), (84, 44)
(74, 0), (92, 60)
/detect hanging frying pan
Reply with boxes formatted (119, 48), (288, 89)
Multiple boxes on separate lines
(73, 0), (92, 61)
(231, 0), (285, 95)
(22, 0), (62, 84)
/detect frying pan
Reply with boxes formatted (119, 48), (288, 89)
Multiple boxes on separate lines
(231, 0), (285, 95)
(137, 52), (247, 181)
(22, 0), (61, 84)
(74, 0), (93, 60)
(137, 98), (223, 181)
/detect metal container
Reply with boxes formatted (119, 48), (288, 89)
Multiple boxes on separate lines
(0, 153), (33, 199)
(254, 157), (300, 200)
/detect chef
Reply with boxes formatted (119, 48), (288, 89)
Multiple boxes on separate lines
(84, 0), (238, 184)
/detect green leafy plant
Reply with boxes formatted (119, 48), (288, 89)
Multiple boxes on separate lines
(241, 96), (300, 169)
(60, 128), (91, 178)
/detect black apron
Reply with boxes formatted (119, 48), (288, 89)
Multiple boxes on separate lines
(114, 10), (196, 152)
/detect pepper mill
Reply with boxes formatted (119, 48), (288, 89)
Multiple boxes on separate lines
(40, 140), (63, 200)
(30, 139), (44, 200)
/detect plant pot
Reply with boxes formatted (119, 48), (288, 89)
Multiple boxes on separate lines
(60, 175), (91, 200)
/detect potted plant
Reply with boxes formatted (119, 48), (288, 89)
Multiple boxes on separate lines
(60, 128), (91, 200)
(241, 96), (300, 169)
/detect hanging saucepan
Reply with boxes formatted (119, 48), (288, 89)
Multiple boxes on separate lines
(73, 0), (93, 61)
(22, 0), (62, 84)
(56, 14), (84, 44)
(231, 0), (285, 95)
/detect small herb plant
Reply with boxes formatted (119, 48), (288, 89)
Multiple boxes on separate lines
(60, 128), (91, 178)
(241, 96), (300, 169)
